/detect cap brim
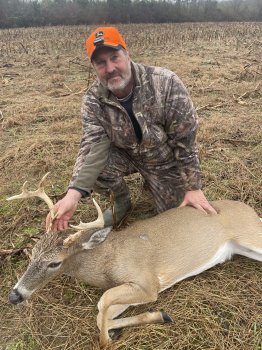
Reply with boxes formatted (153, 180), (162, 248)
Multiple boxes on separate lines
(91, 44), (123, 60)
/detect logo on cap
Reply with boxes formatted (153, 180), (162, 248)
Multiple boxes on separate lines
(94, 31), (104, 46)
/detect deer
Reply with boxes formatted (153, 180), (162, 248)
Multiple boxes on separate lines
(7, 173), (262, 348)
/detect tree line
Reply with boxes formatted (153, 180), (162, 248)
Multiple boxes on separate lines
(0, 0), (261, 29)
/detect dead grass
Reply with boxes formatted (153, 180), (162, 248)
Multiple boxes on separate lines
(0, 22), (261, 350)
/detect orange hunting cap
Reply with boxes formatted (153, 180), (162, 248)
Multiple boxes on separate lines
(86, 27), (127, 60)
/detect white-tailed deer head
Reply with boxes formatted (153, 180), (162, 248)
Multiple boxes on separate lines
(7, 174), (108, 307)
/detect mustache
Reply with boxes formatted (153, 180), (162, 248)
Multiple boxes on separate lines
(106, 71), (121, 80)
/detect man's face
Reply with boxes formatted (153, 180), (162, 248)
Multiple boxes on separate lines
(92, 47), (132, 96)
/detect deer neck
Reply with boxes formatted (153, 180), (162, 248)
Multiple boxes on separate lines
(62, 246), (112, 289)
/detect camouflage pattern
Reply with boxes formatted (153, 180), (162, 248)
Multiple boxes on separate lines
(69, 62), (202, 212)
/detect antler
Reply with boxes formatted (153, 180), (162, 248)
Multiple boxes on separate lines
(7, 172), (105, 247)
(7, 173), (56, 230)
(63, 198), (105, 248)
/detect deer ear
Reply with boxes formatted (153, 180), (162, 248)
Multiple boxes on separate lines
(82, 227), (112, 250)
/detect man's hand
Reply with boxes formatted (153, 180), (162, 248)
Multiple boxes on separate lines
(179, 189), (217, 214)
(46, 189), (82, 231)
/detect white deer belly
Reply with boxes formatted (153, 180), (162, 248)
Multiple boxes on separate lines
(158, 242), (234, 292)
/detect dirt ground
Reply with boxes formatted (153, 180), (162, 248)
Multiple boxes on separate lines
(0, 22), (261, 349)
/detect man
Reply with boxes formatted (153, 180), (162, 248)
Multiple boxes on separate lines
(47, 26), (216, 231)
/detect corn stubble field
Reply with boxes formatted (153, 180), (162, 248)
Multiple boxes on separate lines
(0, 22), (261, 350)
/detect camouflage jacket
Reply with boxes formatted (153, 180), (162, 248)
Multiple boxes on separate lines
(69, 61), (202, 193)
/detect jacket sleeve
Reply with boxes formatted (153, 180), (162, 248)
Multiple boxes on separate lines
(68, 92), (110, 193)
(164, 74), (202, 191)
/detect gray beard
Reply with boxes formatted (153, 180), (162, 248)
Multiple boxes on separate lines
(99, 68), (132, 94)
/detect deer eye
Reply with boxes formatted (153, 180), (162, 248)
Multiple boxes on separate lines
(47, 261), (62, 269)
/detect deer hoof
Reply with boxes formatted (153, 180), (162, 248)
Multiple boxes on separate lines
(109, 328), (122, 340)
(160, 310), (174, 323)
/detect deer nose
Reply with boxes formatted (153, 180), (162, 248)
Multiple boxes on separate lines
(9, 289), (24, 304)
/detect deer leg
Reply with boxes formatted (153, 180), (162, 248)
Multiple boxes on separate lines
(234, 243), (262, 262)
(107, 310), (173, 331)
(97, 304), (129, 331)
(97, 282), (159, 347)
(97, 304), (130, 343)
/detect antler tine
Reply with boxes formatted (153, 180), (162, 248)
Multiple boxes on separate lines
(63, 198), (105, 248)
(33, 172), (55, 219)
(7, 181), (29, 200)
(22, 181), (29, 194)
(38, 172), (50, 190)
(70, 198), (104, 230)
(7, 172), (56, 220)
